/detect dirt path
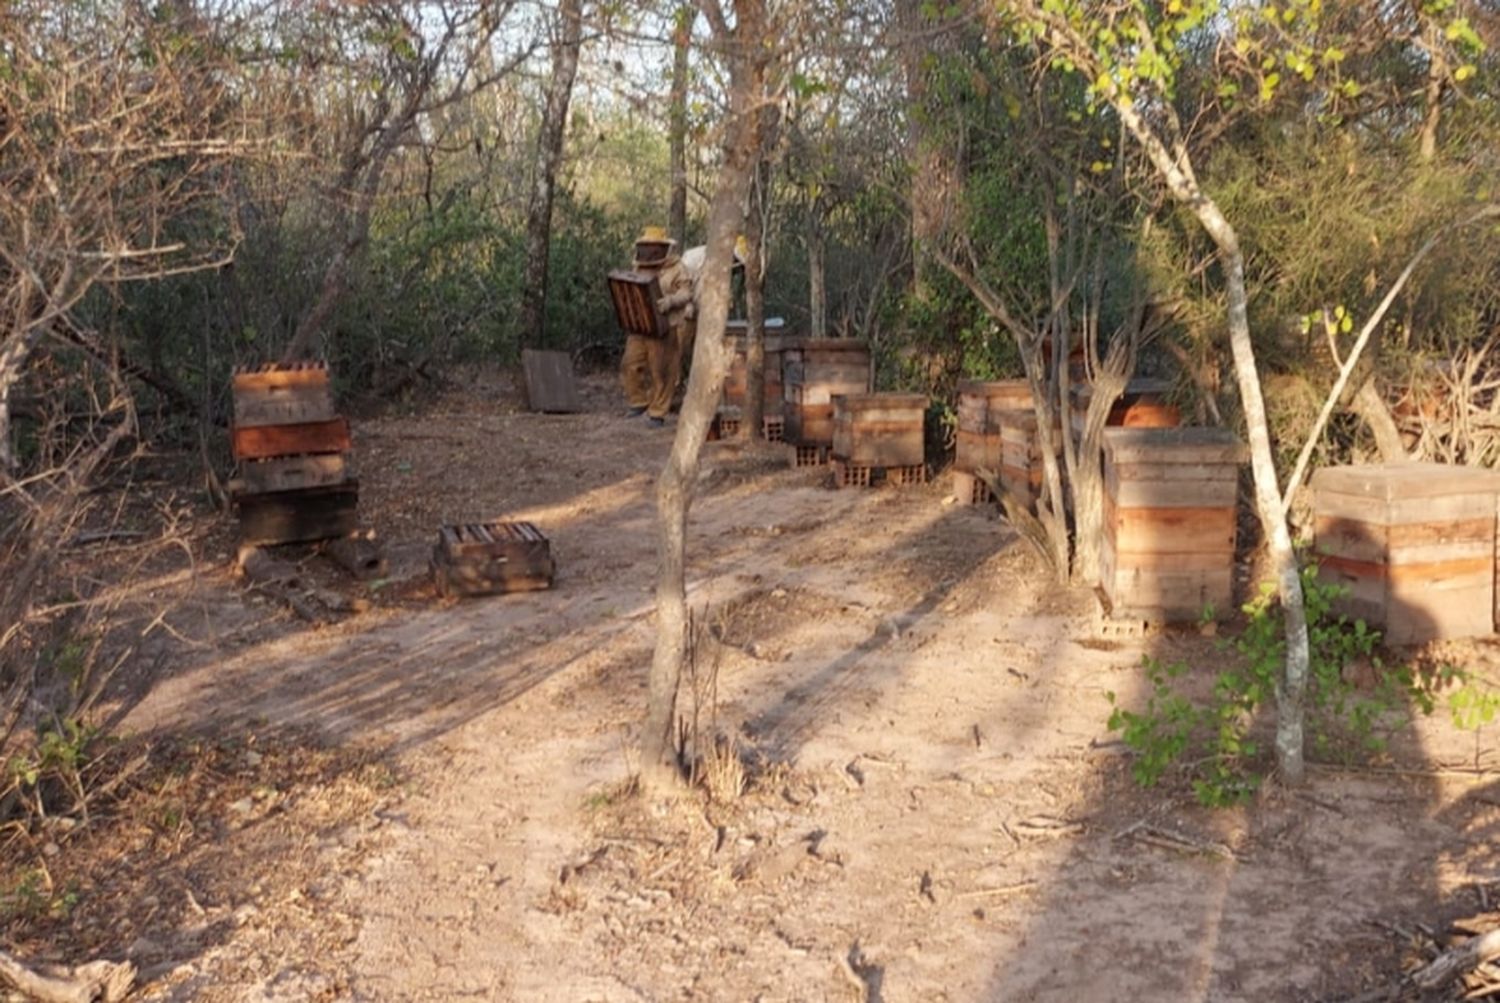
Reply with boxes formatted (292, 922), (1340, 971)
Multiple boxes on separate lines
(75, 374), (1500, 1001)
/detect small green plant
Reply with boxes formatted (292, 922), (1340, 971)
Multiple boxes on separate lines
(1108, 565), (1441, 806)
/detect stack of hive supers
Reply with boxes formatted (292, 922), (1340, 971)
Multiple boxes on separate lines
(783, 339), (872, 466)
(1100, 427), (1245, 623)
(952, 379), (1031, 504)
(996, 409), (1065, 512)
(431, 521), (555, 598)
(1311, 463), (1500, 644)
(715, 319), (788, 441)
(830, 393), (928, 487)
(229, 361), (358, 546)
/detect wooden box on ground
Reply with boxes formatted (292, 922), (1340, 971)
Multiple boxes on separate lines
(1101, 428), (1245, 623)
(232, 360), (336, 428)
(831, 393), (927, 468)
(521, 348), (581, 413)
(995, 409), (1064, 511)
(782, 339), (871, 447)
(1069, 378), (1179, 440)
(954, 379), (1030, 477)
(1311, 463), (1500, 645)
(432, 521), (555, 598)
(722, 320), (789, 418)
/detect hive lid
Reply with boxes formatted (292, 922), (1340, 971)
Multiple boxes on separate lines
(1310, 462), (1500, 500)
(797, 338), (870, 353)
(1101, 427), (1246, 464)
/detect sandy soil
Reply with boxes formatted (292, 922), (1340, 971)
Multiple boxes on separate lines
(7, 370), (1500, 1002)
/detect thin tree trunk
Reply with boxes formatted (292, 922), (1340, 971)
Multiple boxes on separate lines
(742, 160), (770, 439)
(1353, 377), (1408, 462)
(668, 5), (695, 244)
(518, 0), (585, 348)
(1109, 93), (1311, 784)
(1418, 22), (1447, 163)
(808, 204), (826, 340)
(642, 0), (777, 795)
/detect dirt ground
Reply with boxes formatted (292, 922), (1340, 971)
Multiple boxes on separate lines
(7, 369), (1500, 1002)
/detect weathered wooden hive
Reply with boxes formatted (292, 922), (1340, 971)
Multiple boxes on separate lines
(714, 320), (790, 441)
(1311, 463), (1500, 644)
(782, 339), (871, 450)
(1100, 428), (1245, 622)
(830, 393), (927, 488)
(953, 379), (1030, 504)
(995, 409), (1064, 511)
(1069, 378), (1180, 440)
(229, 361), (358, 546)
(432, 521), (555, 598)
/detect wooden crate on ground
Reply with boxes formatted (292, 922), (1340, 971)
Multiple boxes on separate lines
(782, 339), (871, 447)
(1069, 378), (1179, 440)
(995, 409), (1064, 511)
(1311, 463), (1500, 645)
(831, 393), (926, 468)
(1101, 428), (1245, 623)
(432, 521), (555, 598)
(521, 348), (581, 413)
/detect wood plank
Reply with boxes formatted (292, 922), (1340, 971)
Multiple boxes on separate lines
(1310, 462), (1500, 501)
(521, 348), (582, 413)
(233, 378), (336, 428)
(235, 480), (359, 546)
(236, 454), (348, 495)
(232, 361), (330, 393)
(232, 418), (351, 461)
(1314, 515), (1493, 564)
(1107, 461), (1239, 483)
(1317, 554), (1492, 589)
(1101, 427), (1248, 465)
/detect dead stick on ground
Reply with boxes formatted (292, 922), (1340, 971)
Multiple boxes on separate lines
(1413, 929), (1500, 991)
(0, 948), (135, 1003)
(956, 879), (1038, 901)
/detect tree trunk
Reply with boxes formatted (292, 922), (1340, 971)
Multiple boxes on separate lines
(1110, 94), (1311, 785)
(668, 5), (696, 244)
(742, 161), (770, 439)
(518, 0), (585, 349)
(808, 204), (827, 340)
(642, 0), (777, 795)
(1418, 21), (1447, 163)
(893, 0), (962, 285)
(1352, 377), (1408, 463)
(0, 329), (43, 476)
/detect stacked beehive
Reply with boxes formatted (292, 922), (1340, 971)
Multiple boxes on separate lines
(1099, 428), (1245, 623)
(230, 361), (358, 546)
(1311, 464), (1500, 644)
(783, 339), (871, 466)
(431, 520), (555, 598)
(952, 379), (1031, 504)
(996, 409), (1065, 512)
(715, 319), (789, 441)
(1069, 378), (1180, 440)
(830, 393), (928, 487)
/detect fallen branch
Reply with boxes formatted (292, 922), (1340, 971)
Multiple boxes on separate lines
(1413, 929), (1500, 991)
(0, 948), (135, 1003)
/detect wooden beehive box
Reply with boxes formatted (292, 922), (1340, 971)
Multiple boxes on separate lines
(721, 320), (789, 418)
(995, 409), (1064, 510)
(782, 339), (871, 446)
(830, 393), (927, 468)
(230, 360), (360, 546)
(607, 270), (667, 339)
(1070, 378), (1180, 439)
(1101, 428), (1245, 622)
(1311, 463), (1500, 644)
(432, 521), (555, 598)
(955, 379), (1030, 475)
